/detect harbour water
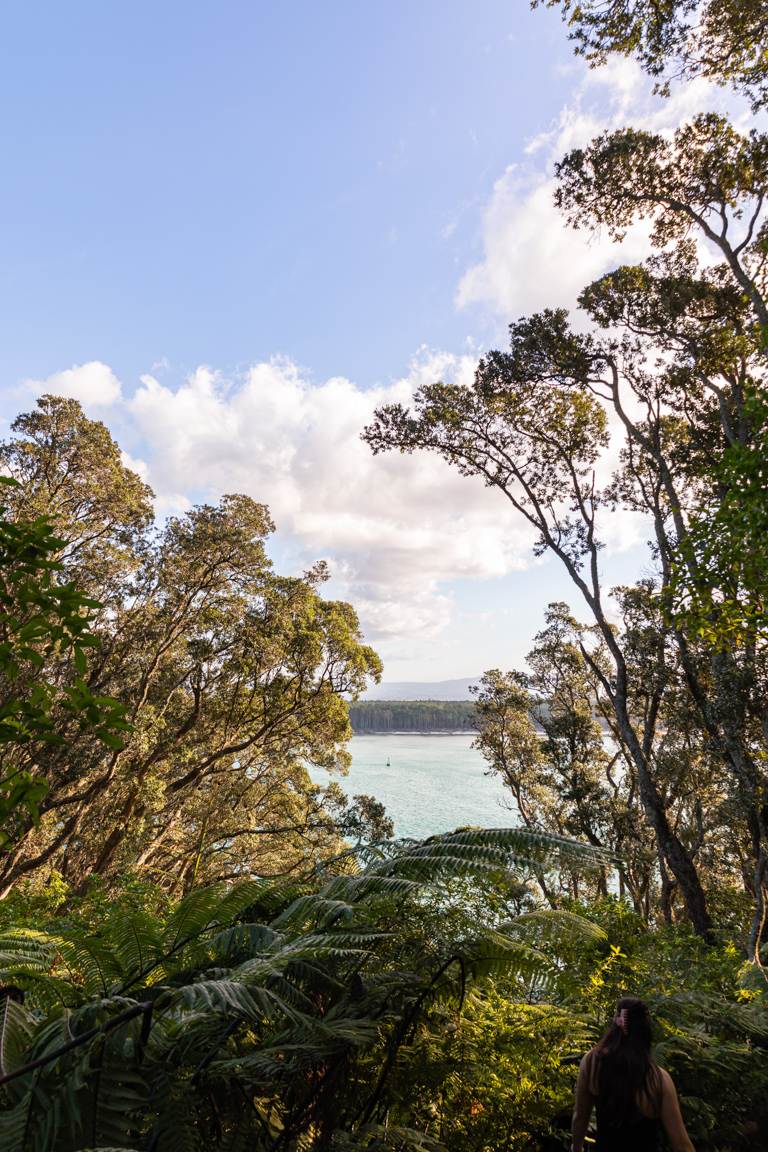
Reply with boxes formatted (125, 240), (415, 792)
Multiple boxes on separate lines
(317, 733), (513, 840)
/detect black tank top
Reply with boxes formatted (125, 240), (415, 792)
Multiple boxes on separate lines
(595, 1101), (663, 1152)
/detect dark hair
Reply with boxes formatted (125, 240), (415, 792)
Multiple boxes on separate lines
(594, 997), (661, 1127)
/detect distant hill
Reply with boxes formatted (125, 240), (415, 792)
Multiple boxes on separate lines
(362, 677), (479, 701)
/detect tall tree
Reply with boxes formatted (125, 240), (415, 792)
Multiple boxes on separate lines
(474, 600), (741, 923)
(474, 605), (655, 912)
(0, 394), (154, 601)
(365, 114), (768, 941)
(556, 113), (768, 948)
(0, 398), (382, 895)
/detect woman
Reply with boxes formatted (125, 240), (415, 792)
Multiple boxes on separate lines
(571, 996), (695, 1152)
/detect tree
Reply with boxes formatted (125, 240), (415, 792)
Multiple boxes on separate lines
(534, 0), (768, 109)
(364, 336), (711, 936)
(474, 602), (742, 925)
(473, 606), (656, 913)
(0, 395), (154, 601)
(364, 113), (768, 941)
(0, 398), (383, 896)
(555, 113), (768, 947)
(668, 386), (768, 648)
(0, 477), (128, 852)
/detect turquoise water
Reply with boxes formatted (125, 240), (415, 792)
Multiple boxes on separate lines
(316, 733), (514, 840)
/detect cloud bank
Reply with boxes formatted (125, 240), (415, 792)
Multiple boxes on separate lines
(457, 59), (748, 320)
(124, 354), (538, 640)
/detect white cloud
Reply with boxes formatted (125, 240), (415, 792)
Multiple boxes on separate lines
(126, 353), (538, 640)
(119, 448), (190, 519)
(26, 361), (122, 407)
(456, 167), (653, 318)
(456, 59), (748, 320)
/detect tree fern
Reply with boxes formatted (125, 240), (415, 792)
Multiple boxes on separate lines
(0, 824), (607, 1150)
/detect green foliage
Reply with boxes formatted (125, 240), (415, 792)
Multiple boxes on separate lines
(0, 825), (604, 1152)
(0, 398), (382, 893)
(544, 901), (768, 1149)
(0, 477), (129, 850)
(5, 856), (762, 1150)
(364, 101), (768, 943)
(670, 387), (768, 647)
(388, 989), (594, 1151)
(472, 606), (662, 913)
(1, 6), (766, 1147)
(534, 0), (768, 109)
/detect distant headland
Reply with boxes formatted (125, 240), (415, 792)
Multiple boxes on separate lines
(349, 699), (477, 734)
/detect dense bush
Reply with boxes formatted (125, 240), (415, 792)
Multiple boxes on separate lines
(1, 857), (767, 1151)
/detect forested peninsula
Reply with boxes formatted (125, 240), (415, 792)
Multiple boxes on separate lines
(349, 700), (476, 733)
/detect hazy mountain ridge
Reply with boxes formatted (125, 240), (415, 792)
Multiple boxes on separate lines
(362, 677), (479, 701)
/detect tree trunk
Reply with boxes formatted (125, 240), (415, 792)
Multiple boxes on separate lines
(658, 852), (676, 926)
(748, 842), (768, 960)
(614, 691), (712, 939)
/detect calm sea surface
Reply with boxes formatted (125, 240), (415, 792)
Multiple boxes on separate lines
(314, 733), (513, 840)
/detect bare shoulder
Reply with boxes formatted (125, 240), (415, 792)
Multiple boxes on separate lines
(657, 1066), (684, 1108)
(579, 1046), (600, 1092)
(656, 1066), (695, 1150)
(658, 1067), (676, 1092)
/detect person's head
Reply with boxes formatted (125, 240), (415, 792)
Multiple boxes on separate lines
(595, 996), (660, 1124)
(607, 996), (653, 1050)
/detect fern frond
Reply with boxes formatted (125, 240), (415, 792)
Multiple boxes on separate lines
(52, 933), (123, 998)
(90, 1042), (148, 1150)
(168, 977), (309, 1030)
(208, 922), (280, 963)
(510, 907), (608, 943)
(0, 929), (56, 979)
(106, 908), (164, 985)
(160, 879), (268, 958)
(146, 1084), (202, 1152)
(0, 1092), (34, 1152)
(161, 883), (230, 954)
(0, 998), (34, 1079)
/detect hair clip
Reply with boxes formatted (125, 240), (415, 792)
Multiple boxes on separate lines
(614, 1008), (629, 1034)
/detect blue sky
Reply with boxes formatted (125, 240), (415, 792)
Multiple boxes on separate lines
(0, 1), (571, 387)
(0, 2), (734, 681)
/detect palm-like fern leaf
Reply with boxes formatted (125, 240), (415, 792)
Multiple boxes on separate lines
(0, 823), (605, 1150)
(0, 998), (34, 1080)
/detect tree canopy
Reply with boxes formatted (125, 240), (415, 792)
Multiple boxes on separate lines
(534, 0), (768, 109)
(364, 112), (768, 945)
(0, 477), (128, 852)
(0, 397), (383, 896)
